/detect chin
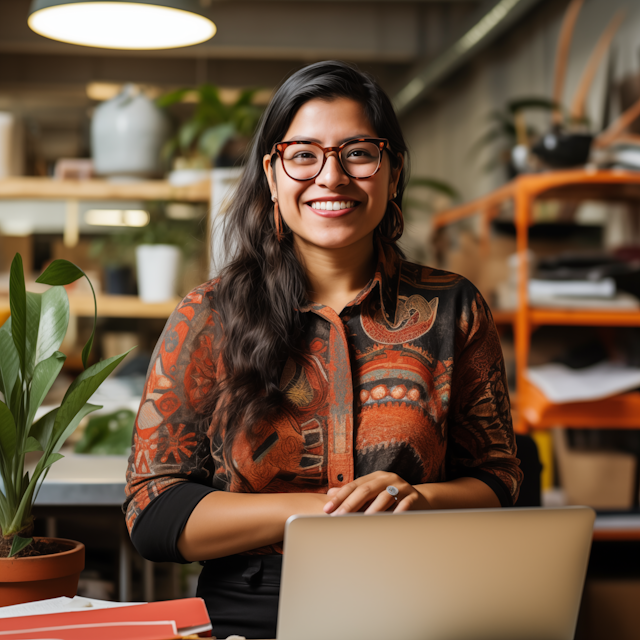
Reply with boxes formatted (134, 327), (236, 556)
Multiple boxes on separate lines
(306, 229), (371, 250)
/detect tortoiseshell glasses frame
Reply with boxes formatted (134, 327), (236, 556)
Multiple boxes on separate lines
(271, 137), (391, 181)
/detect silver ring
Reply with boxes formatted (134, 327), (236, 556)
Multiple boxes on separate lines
(386, 485), (399, 501)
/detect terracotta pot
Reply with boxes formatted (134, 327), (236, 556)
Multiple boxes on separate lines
(0, 538), (85, 607)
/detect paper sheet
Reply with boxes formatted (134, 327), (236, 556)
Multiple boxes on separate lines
(0, 596), (143, 619)
(526, 362), (640, 403)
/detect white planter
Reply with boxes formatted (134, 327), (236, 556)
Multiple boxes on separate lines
(136, 244), (181, 303)
(92, 84), (169, 181)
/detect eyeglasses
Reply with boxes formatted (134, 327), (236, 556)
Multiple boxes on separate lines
(271, 137), (390, 181)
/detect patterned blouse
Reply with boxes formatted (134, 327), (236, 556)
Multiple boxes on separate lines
(124, 242), (522, 559)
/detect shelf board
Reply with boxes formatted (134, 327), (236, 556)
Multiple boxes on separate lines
(519, 380), (640, 429)
(0, 294), (179, 319)
(490, 309), (515, 325)
(69, 294), (179, 318)
(0, 177), (211, 202)
(529, 307), (640, 327)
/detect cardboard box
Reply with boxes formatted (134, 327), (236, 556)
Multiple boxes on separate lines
(553, 429), (636, 509)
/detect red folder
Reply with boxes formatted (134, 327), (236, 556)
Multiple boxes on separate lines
(0, 597), (212, 640)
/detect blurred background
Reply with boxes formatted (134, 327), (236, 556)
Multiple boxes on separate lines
(1, 0), (640, 636)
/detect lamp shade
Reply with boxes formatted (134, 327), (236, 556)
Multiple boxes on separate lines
(28, 0), (216, 50)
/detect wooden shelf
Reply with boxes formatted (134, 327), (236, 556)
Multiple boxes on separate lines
(0, 294), (179, 319)
(490, 309), (515, 325)
(0, 177), (211, 202)
(69, 294), (180, 318)
(518, 380), (640, 430)
(529, 308), (640, 327)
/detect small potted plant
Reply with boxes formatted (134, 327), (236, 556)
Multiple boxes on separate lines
(0, 254), (131, 606)
(158, 83), (263, 185)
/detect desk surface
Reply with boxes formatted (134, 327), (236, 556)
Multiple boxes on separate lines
(25, 456), (640, 539)
(28, 453), (129, 506)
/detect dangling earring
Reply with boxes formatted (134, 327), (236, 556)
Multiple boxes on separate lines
(272, 194), (284, 242)
(381, 194), (404, 243)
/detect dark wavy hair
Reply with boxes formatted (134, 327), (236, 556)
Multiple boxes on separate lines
(209, 60), (409, 483)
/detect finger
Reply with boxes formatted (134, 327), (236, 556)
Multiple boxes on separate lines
(363, 490), (397, 514)
(323, 482), (361, 513)
(333, 483), (381, 515)
(393, 493), (418, 513)
(326, 487), (341, 498)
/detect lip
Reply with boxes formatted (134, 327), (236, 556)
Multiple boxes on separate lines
(304, 196), (361, 218)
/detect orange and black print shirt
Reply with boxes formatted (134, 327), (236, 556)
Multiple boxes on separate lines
(124, 244), (522, 561)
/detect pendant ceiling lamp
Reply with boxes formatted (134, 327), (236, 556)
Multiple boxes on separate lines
(28, 0), (216, 50)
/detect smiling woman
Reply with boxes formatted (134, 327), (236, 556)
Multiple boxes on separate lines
(124, 60), (523, 639)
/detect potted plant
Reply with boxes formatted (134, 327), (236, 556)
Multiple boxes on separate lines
(0, 254), (131, 606)
(132, 202), (206, 303)
(158, 83), (263, 184)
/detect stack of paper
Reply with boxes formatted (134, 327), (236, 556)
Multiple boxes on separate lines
(0, 596), (211, 639)
(526, 362), (640, 404)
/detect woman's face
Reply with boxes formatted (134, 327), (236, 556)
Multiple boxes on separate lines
(263, 97), (402, 252)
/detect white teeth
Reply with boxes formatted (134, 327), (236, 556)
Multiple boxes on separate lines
(310, 200), (355, 210)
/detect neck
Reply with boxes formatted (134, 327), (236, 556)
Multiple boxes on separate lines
(295, 233), (377, 314)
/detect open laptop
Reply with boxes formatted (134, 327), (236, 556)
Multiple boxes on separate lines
(278, 506), (595, 640)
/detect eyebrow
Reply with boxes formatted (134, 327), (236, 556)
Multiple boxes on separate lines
(287, 134), (376, 144)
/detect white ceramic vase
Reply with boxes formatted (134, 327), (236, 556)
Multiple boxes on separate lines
(136, 244), (181, 303)
(92, 84), (169, 181)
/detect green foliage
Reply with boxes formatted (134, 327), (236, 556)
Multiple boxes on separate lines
(404, 177), (460, 216)
(158, 84), (264, 165)
(472, 97), (561, 172)
(0, 255), (132, 555)
(74, 409), (135, 456)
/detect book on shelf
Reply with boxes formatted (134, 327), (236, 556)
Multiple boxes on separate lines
(528, 278), (616, 298)
(0, 596), (211, 640)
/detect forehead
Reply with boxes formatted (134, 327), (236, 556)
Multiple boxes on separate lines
(284, 97), (377, 143)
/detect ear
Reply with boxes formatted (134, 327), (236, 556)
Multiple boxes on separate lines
(388, 152), (404, 199)
(263, 152), (277, 198)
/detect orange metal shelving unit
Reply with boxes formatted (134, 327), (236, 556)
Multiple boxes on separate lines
(432, 168), (640, 434)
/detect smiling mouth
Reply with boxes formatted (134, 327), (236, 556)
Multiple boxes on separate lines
(308, 200), (358, 211)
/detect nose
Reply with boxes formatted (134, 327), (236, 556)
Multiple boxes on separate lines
(315, 151), (350, 190)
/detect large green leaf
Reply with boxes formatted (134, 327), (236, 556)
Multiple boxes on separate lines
(9, 255), (27, 374)
(29, 408), (57, 451)
(53, 350), (133, 452)
(24, 437), (42, 453)
(51, 403), (101, 455)
(24, 292), (42, 379)
(26, 351), (66, 429)
(0, 326), (19, 405)
(34, 287), (69, 369)
(36, 260), (96, 370)
(36, 260), (84, 286)
(0, 401), (17, 466)
(199, 123), (236, 160)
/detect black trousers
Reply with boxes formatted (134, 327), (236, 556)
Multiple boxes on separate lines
(196, 554), (283, 639)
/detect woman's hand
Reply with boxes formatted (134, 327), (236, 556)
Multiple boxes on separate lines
(323, 471), (430, 515)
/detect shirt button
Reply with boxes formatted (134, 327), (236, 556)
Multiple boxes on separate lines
(337, 474), (344, 482)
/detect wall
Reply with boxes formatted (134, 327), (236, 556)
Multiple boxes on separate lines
(400, 0), (640, 203)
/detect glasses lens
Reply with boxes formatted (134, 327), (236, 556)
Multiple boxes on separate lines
(340, 141), (381, 178)
(281, 143), (324, 180)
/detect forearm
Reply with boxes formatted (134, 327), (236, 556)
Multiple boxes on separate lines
(177, 491), (330, 562)
(414, 477), (501, 510)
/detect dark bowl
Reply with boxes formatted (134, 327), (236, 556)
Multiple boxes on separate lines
(532, 129), (594, 168)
